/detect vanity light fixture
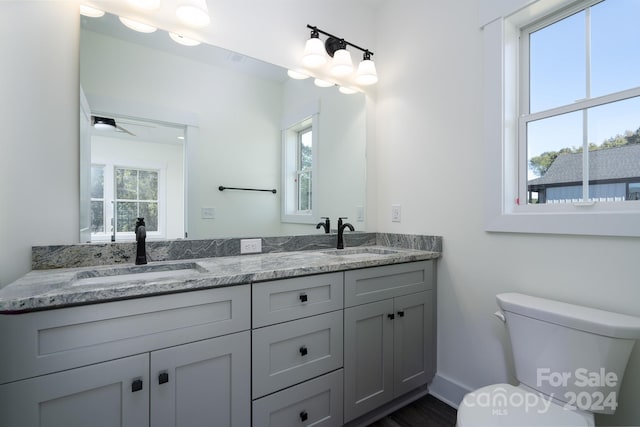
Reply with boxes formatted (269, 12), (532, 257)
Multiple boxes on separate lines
(287, 69), (311, 80)
(301, 28), (327, 68)
(119, 16), (158, 33)
(176, 0), (211, 28)
(314, 78), (334, 88)
(92, 116), (117, 131)
(169, 32), (201, 46)
(79, 5), (105, 18)
(127, 0), (161, 11)
(338, 86), (358, 95)
(302, 25), (377, 86)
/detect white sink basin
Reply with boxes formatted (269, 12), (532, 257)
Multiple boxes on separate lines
(319, 247), (402, 257)
(72, 262), (205, 286)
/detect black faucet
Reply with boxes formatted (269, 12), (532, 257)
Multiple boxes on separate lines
(316, 217), (331, 233)
(336, 217), (355, 249)
(135, 217), (147, 265)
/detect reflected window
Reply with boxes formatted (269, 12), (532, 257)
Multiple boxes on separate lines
(282, 108), (318, 224)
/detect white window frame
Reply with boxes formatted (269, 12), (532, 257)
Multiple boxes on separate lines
(281, 101), (319, 224)
(91, 159), (167, 241)
(483, 0), (640, 237)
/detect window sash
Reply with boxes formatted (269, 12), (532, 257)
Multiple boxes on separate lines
(517, 0), (640, 207)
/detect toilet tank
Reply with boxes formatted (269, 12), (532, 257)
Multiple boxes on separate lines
(496, 293), (640, 414)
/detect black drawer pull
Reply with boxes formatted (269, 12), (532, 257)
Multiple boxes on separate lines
(159, 372), (169, 385)
(387, 313), (395, 320)
(299, 293), (308, 303)
(131, 378), (143, 393)
(397, 310), (405, 317)
(300, 410), (308, 422)
(299, 345), (308, 356)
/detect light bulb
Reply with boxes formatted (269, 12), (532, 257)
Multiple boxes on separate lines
(314, 78), (333, 88)
(339, 86), (358, 94)
(356, 58), (378, 85)
(119, 17), (157, 33)
(302, 37), (327, 68)
(80, 5), (105, 17)
(127, 0), (161, 10)
(330, 49), (353, 76)
(176, 0), (211, 28)
(287, 70), (310, 80)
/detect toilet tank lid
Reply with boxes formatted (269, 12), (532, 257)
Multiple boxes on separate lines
(496, 293), (640, 339)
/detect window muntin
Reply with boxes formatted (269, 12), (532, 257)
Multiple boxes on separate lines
(521, 0), (640, 206)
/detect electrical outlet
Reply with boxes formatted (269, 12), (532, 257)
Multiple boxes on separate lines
(240, 238), (262, 254)
(356, 205), (365, 222)
(201, 207), (215, 219)
(391, 204), (401, 222)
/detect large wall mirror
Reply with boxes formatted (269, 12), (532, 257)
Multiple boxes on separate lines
(79, 12), (366, 242)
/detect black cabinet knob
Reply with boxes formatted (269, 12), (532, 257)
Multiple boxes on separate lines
(397, 311), (405, 317)
(159, 372), (169, 385)
(131, 378), (143, 393)
(299, 410), (308, 422)
(299, 293), (308, 303)
(387, 313), (395, 320)
(299, 345), (308, 356)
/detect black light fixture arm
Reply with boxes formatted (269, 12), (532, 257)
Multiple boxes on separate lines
(306, 25), (374, 57)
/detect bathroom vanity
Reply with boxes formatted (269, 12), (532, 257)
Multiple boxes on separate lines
(0, 244), (439, 427)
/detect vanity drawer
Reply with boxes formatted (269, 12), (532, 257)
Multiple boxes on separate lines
(252, 310), (343, 398)
(252, 369), (343, 427)
(0, 285), (251, 385)
(344, 261), (433, 307)
(252, 272), (343, 328)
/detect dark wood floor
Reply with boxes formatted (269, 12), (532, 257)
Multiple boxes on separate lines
(368, 394), (457, 427)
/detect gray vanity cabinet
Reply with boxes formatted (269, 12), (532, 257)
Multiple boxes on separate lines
(251, 273), (345, 427)
(0, 285), (251, 427)
(0, 353), (150, 427)
(343, 261), (435, 423)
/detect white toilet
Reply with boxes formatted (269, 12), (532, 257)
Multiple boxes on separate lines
(457, 293), (640, 426)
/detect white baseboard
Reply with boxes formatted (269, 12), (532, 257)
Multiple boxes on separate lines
(428, 372), (473, 410)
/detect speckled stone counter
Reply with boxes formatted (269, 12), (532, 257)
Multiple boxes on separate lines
(1, 244), (441, 313)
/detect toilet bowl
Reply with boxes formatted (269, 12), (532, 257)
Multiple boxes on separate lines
(456, 293), (640, 427)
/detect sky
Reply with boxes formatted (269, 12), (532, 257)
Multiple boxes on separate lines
(526, 0), (640, 177)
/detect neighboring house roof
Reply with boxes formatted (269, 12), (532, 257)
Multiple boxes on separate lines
(528, 144), (640, 186)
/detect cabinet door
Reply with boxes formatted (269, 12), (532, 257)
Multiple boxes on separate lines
(343, 299), (394, 423)
(0, 354), (149, 427)
(393, 290), (433, 397)
(150, 330), (250, 427)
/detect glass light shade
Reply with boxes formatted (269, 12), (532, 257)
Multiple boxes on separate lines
(169, 32), (201, 46)
(339, 86), (358, 95)
(127, 0), (161, 10)
(301, 37), (327, 68)
(330, 49), (354, 76)
(80, 5), (105, 17)
(119, 17), (157, 33)
(314, 78), (333, 88)
(287, 69), (310, 80)
(356, 59), (378, 85)
(176, 0), (211, 28)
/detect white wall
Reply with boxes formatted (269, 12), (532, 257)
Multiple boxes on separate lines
(0, 1), (79, 287)
(373, 0), (640, 425)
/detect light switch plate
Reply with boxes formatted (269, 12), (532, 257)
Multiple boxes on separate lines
(391, 204), (401, 222)
(201, 207), (215, 219)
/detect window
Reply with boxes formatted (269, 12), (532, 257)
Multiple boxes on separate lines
(521, 0), (640, 206)
(296, 127), (313, 212)
(91, 163), (163, 240)
(281, 103), (319, 224)
(483, 0), (640, 236)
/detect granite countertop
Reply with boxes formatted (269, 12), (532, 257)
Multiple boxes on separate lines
(0, 246), (440, 313)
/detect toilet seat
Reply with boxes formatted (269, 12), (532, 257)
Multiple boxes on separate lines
(457, 384), (594, 427)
